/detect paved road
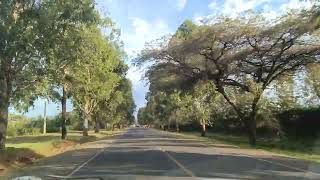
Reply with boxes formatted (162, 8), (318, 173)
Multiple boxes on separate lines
(65, 127), (320, 180)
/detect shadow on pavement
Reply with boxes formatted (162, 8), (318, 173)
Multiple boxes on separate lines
(7, 128), (320, 180)
(7, 147), (103, 179)
(72, 145), (320, 180)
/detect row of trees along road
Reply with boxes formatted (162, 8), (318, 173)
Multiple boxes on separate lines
(0, 0), (135, 149)
(136, 7), (320, 145)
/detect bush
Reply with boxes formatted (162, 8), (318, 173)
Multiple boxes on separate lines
(31, 116), (60, 133)
(278, 107), (320, 139)
(7, 120), (41, 137)
(67, 112), (82, 130)
(46, 118), (60, 133)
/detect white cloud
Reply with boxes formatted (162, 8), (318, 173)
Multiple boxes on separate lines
(207, 0), (272, 19)
(208, 0), (218, 11)
(193, 14), (206, 25)
(122, 17), (170, 55)
(176, 0), (187, 11)
(122, 17), (171, 111)
(221, 0), (270, 18)
(126, 65), (149, 117)
(131, 17), (150, 35)
(205, 0), (318, 21)
(280, 0), (315, 12)
(260, 4), (278, 20)
(193, 16), (203, 25)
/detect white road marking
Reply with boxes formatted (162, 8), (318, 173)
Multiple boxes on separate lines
(66, 131), (126, 177)
(241, 155), (320, 176)
(67, 148), (104, 177)
(158, 129), (320, 177)
(159, 147), (196, 177)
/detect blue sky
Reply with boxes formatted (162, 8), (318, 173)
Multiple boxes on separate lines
(18, 0), (316, 117)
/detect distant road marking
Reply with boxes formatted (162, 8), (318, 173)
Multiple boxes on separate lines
(159, 147), (195, 177)
(67, 131), (126, 177)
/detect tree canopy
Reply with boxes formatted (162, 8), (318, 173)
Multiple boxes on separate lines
(0, 0), (135, 149)
(136, 7), (320, 145)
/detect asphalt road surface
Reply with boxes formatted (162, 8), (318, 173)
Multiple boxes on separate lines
(67, 127), (320, 180)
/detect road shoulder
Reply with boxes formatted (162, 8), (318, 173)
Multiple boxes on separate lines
(6, 131), (125, 179)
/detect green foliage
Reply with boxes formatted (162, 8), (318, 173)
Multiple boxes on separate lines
(174, 19), (197, 40)
(0, 0), (134, 150)
(306, 63), (320, 99)
(278, 107), (320, 139)
(192, 81), (219, 126)
(7, 119), (41, 137)
(136, 8), (320, 143)
(67, 111), (82, 130)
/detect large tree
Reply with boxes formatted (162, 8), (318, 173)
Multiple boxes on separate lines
(0, 0), (45, 149)
(38, 0), (102, 139)
(137, 8), (320, 145)
(71, 26), (121, 136)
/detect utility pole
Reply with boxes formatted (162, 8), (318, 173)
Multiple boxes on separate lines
(43, 99), (47, 134)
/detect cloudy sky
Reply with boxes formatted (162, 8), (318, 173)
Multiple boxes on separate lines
(20, 0), (316, 117)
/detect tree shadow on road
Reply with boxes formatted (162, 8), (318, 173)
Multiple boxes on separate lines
(51, 146), (320, 180)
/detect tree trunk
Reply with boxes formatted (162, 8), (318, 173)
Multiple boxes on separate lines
(94, 118), (100, 133)
(43, 99), (47, 134)
(217, 84), (259, 145)
(246, 94), (261, 146)
(0, 74), (9, 150)
(201, 123), (206, 137)
(83, 114), (89, 136)
(245, 118), (257, 146)
(61, 85), (67, 139)
(167, 120), (171, 131)
(176, 119), (179, 132)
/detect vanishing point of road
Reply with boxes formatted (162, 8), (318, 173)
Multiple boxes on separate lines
(66, 127), (320, 179)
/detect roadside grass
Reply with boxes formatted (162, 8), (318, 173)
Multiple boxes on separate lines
(0, 130), (121, 174)
(176, 131), (320, 162)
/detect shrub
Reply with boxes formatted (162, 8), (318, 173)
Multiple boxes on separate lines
(67, 111), (82, 130)
(7, 119), (41, 137)
(46, 118), (60, 133)
(278, 107), (320, 139)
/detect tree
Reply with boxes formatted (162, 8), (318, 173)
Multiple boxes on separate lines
(306, 63), (320, 99)
(144, 92), (171, 129)
(192, 81), (218, 136)
(137, 9), (320, 145)
(38, 0), (102, 139)
(274, 74), (299, 110)
(168, 90), (182, 132)
(71, 26), (121, 136)
(138, 107), (151, 126)
(0, 0), (45, 149)
(107, 79), (135, 130)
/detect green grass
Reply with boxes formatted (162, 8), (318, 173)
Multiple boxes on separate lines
(177, 131), (320, 162)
